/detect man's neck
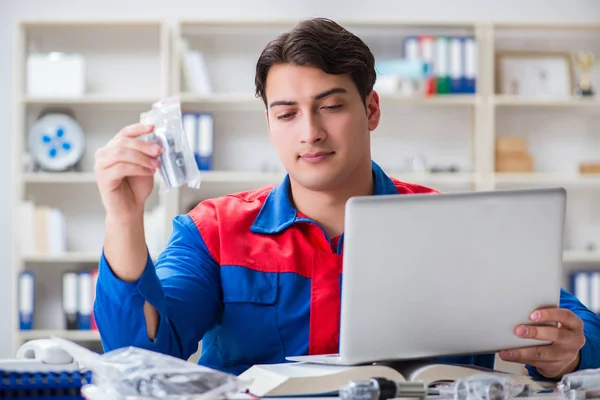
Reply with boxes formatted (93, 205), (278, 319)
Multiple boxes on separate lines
(289, 161), (374, 239)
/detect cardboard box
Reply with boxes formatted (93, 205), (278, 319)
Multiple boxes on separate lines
(496, 136), (527, 154)
(495, 153), (534, 173)
(580, 163), (600, 174)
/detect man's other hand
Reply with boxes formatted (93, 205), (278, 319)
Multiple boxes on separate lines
(499, 308), (585, 379)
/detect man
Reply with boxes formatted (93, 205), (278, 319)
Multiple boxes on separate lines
(93, 17), (600, 379)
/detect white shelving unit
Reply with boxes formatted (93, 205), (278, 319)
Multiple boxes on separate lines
(11, 18), (600, 356)
(11, 20), (171, 355)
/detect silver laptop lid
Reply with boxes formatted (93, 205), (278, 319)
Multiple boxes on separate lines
(339, 187), (566, 364)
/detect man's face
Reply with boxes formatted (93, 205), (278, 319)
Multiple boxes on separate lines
(264, 64), (380, 192)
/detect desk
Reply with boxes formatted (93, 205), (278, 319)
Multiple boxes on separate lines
(227, 394), (566, 400)
(83, 385), (564, 400)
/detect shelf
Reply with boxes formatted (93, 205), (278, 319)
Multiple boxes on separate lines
(23, 172), (164, 185)
(22, 170), (476, 186)
(178, 93), (261, 110)
(22, 252), (159, 264)
(492, 22), (600, 30)
(389, 172), (477, 185)
(180, 18), (477, 29)
(493, 173), (600, 187)
(197, 171), (476, 186)
(564, 251), (600, 264)
(19, 330), (100, 341)
(23, 172), (97, 183)
(200, 170), (284, 183)
(493, 96), (600, 108)
(19, 19), (163, 28)
(381, 95), (479, 105)
(179, 19), (477, 39)
(21, 94), (161, 106)
(178, 93), (479, 108)
(22, 252), (100, 263)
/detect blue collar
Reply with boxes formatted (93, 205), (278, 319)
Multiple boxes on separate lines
(250, 160), (398, 234)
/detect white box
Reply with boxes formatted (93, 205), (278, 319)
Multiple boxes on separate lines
(27, 52), (86, 97)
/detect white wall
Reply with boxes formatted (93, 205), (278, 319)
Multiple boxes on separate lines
(1, 0), (599, 358)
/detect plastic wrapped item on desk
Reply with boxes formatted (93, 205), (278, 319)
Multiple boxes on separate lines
(438, 374), (531, 400)
(140, 97), (202, 194)
(558, 368), (600, 400)
(339, 373), (530, 400)
(51, 337), (244, 400)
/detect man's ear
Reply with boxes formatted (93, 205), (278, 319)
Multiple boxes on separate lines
(265, 109), (274, 143)
(265, 109), (271, 131)
(366, 90), (381, 131)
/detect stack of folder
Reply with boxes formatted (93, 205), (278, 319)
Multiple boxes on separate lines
(18, 269), (98, 331)
(374, 35), (477, 97)
(403, 35), (477, 95)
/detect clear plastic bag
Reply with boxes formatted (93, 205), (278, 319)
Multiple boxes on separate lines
(139, 97), (201, 193)
(558, 368), (600, 400)
(429, 374), (529, 400)
(51, 338), (246, 400)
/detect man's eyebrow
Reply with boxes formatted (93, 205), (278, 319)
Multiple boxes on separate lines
(269, 99), (297, 108)
(268, 87), (348, 108)
(314, 87), (347, 100)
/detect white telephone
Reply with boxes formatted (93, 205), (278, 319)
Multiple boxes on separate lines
(0, 339), (80, 372)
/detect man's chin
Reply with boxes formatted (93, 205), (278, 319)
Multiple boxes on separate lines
(289, 171), (345, 192)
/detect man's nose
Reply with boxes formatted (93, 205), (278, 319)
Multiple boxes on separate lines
(300, 114), (326, 144)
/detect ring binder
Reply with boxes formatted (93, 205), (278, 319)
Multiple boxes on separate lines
(0, 369), (92, 398)
(1, 339), (92, 399)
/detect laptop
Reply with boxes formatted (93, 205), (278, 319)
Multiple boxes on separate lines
(287, 187), (566, 365)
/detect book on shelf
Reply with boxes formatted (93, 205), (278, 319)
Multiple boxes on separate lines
(20, 201), (67, 255)
(179, 38), (212, 97)
(238, 359), (543, 398)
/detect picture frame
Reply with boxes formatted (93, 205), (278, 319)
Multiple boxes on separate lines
(495, 51), (575, 97)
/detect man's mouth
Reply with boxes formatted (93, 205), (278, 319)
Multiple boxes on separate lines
(299, 151), (335, 163)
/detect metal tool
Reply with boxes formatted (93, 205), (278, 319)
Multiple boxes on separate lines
(339, 378), (427, 400)
(339, 374), (531, 400)
(558, 369), (600, 400)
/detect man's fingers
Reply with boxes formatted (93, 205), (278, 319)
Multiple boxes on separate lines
(530, 308), (583, 331)
(97, 147), (159, 171)
(515, 324), (586, 349)
(119, 137), (162, 157)
(104, 163), (155, 182)
(515, 324), (567, 343)
(499, 346), (561, 363)
(116, 123), (155, 138)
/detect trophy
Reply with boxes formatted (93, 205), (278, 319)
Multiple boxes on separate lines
(573, 51), (595, 97)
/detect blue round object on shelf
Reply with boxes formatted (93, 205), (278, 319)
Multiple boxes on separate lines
(28, 113), (85, 171)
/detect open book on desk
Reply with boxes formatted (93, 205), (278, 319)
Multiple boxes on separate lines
(238, 359), (545, 398)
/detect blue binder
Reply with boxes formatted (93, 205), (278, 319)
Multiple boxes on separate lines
(182, 112), (214, 171)
(19, 271), (35, 330)
(462, 36), (477, 94)
(448, 36), (477, 94)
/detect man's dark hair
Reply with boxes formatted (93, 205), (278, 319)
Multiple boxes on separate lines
(254, 17), (376, 107)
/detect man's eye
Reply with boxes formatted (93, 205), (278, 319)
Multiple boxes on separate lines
(277, 112), (295, 120)
(323, 104), (342, 110)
